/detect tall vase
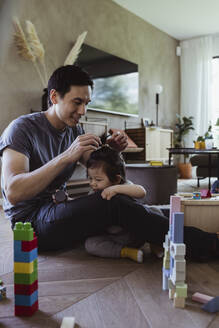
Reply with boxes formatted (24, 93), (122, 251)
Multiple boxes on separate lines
(41, 88), (48, 111)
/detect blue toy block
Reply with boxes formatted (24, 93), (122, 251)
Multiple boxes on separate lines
(163, 268), (170, 277)
(170, 256), (174, 275)
(162, 270), (168, 290)
(172, 212), (184, 243)
(202, 296), (219, 313)
(14, 240), (37, 263)
(15, 290), (38, 307)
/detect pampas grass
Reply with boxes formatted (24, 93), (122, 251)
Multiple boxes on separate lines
(64, 31), (87, 66)
(13, 17), (35, 62)
(26, 20), (48, 84)
(13, 16), (88, 89)
(13, 17), (46, 87)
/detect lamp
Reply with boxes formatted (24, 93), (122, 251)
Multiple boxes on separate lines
(154, 84), (163, 127)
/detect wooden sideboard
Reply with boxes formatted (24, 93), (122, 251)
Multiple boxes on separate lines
(125, 127), (173, 163)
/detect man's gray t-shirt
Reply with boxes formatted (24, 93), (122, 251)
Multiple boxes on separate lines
(0, 112), (83, 221)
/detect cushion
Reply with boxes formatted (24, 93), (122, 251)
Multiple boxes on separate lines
(109, 128), (138, 148)
(190, 154), (218, 167)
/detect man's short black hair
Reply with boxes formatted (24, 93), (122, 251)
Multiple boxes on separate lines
(47, 65), (93, 106)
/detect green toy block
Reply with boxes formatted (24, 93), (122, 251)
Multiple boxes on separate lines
(175, 283), (188, 298)
(14, 259), (37, 285)
(13, 222), (34, 241)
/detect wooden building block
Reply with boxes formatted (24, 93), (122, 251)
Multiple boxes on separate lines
(192, 292), (213, 304)
(174, 296), (185, 308)
(60, 317), (75, 328)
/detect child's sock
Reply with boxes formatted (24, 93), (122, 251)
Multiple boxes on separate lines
(120, 247), (143, 263)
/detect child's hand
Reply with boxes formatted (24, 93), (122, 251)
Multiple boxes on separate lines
(101, 186), (118, 200)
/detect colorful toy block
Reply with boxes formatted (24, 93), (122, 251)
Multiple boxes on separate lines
(22, 234), (38, 251)
(14, 280), (38, 295)
(14, 239), (38, 262)
(162, 196), (187, 308)
(192, 192), (201, 199)
(13, 222), (38, 316)
(15, 300), (38, 316)
(14, 261), (34, 274)
(13, 222), (34, 241)
(14, 260), (37, 285)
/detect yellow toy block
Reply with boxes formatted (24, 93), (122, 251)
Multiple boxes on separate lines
(14, 261), (34, 274)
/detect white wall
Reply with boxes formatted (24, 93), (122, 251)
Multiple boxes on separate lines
(0, 0), (180, 133)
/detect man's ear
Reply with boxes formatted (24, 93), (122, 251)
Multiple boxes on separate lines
(50, 89), (59, 105)
(115, 175), (122, 184)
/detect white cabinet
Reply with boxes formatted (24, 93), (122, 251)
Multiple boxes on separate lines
(145, 127), (173, 161)
(125, 127), (173, 163)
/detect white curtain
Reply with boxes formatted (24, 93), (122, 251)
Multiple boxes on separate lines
(180, 36), (213, 146)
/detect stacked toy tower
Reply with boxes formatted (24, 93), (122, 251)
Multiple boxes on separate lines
(162, 196), (187, 308)
(13, 222), (38, 316)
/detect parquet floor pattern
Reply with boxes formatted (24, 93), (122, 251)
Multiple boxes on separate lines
(0, 204), (219, 328)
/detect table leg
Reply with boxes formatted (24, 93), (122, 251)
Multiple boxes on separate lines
(217, 153), (219, 180)
(169, 153), (172, 165)
(208, 154), (212, 190)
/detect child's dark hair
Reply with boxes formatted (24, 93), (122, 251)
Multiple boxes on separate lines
(47, 65), (93, 106)
(86, 146), (126, 184)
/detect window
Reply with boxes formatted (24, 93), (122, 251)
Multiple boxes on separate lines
(89, 72), (138, 116)
(77, 44), (138, 117)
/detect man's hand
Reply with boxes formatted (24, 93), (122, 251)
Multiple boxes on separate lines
(106, 131), (128, 152)
(65, 133), (101, 163)
(101, 186), (119, 200)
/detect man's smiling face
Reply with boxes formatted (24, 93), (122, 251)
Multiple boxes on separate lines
(53, 85), (92, 129)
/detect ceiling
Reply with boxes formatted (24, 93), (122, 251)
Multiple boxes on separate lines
(112, 0), (219, 41)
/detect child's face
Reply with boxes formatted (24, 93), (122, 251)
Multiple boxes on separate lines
(88, 166), (112, 192)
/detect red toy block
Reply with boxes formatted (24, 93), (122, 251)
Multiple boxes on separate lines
(200, 189), (211, 198)
(15, 300), (38, 316)
(22, 236), (38, 252)
(14, 280), (38, 295)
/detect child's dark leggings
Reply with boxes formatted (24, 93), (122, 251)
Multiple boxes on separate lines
(17, 192), (217, 261)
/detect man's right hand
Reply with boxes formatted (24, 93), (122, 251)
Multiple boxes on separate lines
(65, 133), (101, 163)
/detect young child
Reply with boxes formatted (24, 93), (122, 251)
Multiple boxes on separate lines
(85, 145), (147, 263)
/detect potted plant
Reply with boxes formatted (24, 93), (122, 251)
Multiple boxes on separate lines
(204, 124), (214, 149)
(174, 114), (194, 148)
(174, 114), (194, 179)
(194, 135), (205, 149)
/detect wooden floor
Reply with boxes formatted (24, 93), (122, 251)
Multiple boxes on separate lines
(1, 207), (219, 328)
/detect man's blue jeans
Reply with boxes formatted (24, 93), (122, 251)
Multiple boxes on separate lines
(21, 192), (217, 261)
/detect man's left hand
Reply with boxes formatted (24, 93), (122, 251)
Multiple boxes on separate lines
(106, 131), (128, 152)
